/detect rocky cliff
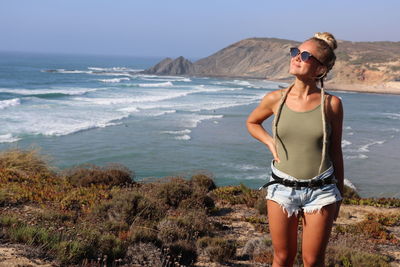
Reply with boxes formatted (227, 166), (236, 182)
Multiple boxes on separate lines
(142, 38), (400, 89)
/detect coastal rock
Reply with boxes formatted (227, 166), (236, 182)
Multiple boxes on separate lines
(144, 56), (194, 75)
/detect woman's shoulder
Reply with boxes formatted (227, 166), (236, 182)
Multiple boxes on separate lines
(324, 92), (342, 108)
(324, 92), (343, 119)
(264, 88), (285, 102)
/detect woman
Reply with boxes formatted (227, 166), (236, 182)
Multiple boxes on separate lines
(246, 32), (343, 267)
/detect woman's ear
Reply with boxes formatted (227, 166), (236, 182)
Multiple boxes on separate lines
(316, 65), (328, 79)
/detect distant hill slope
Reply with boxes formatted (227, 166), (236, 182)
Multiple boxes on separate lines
(142, 37), (400, 88)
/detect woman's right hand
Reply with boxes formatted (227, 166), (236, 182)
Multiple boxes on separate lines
(266, 140), (281, 163)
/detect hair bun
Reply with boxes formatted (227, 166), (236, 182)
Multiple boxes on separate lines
(314, 32), (337, 50)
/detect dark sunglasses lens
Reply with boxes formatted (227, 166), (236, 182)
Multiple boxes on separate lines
(300, 51), (311, 61)
(290, 48), (299, 57)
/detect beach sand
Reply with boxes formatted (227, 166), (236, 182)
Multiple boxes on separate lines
(325, 81), (400, 95)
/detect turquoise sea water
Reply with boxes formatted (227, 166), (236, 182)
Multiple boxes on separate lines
(0, 51), (399, 198)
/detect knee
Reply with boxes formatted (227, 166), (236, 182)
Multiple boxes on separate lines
(302, 254), (324, 267)
(273, 250), (296, 266)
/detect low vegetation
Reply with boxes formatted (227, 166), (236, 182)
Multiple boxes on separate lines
(0, 148), (399, 266)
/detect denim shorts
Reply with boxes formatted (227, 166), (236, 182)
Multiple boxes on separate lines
(266, 160), (342, 217)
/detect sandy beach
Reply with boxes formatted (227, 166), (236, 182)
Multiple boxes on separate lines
(325, 81), (400, 95)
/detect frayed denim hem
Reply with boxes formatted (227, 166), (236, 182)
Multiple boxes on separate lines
(266, 198), (301, 218)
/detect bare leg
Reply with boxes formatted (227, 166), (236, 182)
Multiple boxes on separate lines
(301, 203), (337, 267)
(267, 200), (299, 267)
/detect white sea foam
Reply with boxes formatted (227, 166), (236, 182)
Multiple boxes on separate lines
(98, 78), (130, 83)
(345, 126), (352, 130)
(162, 129), (192, 135)
(0, 98), (21, 109)
(225, 163), (262, 171)
(0, 133), (20, 143)
(117, 107), (140, 113)
(54, 69), (93, 74)
(341, 140), (352, 148)
(41, 121), (123, 136)
(140, 77), (192, 82)
(184, 114), (224, 128)
(344, 154), (368, 159)
(175, 135), (191, 140)
(193, 85), (242, 93)
(358, 140), (385, 152)
(88, 67), (142, 72)
(145, 110), (177, 117)
(382, 112), (400, 120)
(138, 82), (174, 87)
(344, 179), (357, 190)
(0, 88), (98, 96)
(74, 92), (190, 105)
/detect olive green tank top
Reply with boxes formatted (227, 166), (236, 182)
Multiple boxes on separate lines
(274, 102), (332, 180)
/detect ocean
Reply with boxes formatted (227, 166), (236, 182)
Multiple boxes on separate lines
(0, 51), (399, 198)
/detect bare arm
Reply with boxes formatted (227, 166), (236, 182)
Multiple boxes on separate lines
(246, 90), (281, 162)
(327, 95), (344, 221)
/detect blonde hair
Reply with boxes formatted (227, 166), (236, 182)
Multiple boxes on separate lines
(309, 32), (338, 75)
(272, 32), (338, 175)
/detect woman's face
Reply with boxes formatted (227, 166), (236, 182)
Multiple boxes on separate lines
(289, 40), (326, 80)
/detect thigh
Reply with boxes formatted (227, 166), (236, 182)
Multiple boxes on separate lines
(301, 203), (337, 261)
(267, 200), (299, 256)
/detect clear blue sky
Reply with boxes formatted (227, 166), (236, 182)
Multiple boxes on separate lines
(1, 0), (399, 58)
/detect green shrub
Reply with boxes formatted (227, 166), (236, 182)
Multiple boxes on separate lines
(191, 173), (216, 192)
(124, 242), (162, 266)
(342, 185), (360, 199)
(96, 190), (164, 226)
(325, 246), (391, 267)
(0, 148), (55, 179)
(154, 177), (193, 208)
(167, 240), (197, 266)
(197, 237), (236, 263)
(64, 163), (134, 187)
(211, 184), (259, 207)
(157, 210), (213, 244)
(129, 225), (160, 245)
(178, 191), (215, 211)
(366, 213), (400, 226)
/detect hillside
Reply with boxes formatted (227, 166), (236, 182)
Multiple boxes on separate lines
(142, 38), (400, 93)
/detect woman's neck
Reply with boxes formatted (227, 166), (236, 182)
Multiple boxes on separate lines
(291, 78), (319, 99)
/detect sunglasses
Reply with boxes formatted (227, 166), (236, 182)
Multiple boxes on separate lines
(289, 47), (324, 65)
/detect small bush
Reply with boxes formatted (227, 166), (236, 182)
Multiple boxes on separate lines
(191, 173), (216, 192)
(241, 237), (272, 260)
(129, 225), (160, 245)
(335, 217), (398, 244)
(167, 240), (198, 266)
(64, 163), (134, 187)
(0, 148), (55, 179)
(254, 192), (268, 215)
(325, 246), (391, 267)
(157, 211), (213, 244)
(366, 213), (400, 227)
(178, 191), (215, 211)
(342, 185), (360, 199)
(211, 184), (259, 207)
(197, 237), (236, 263)
(154, 177), (193, 208)
(97, 190), (164, 225)
(343, 197), (400, 208)
(97, 233), (126, 262)
(124, 242), (162, 266)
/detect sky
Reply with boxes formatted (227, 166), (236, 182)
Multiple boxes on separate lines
(1, 0), (399, 59)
